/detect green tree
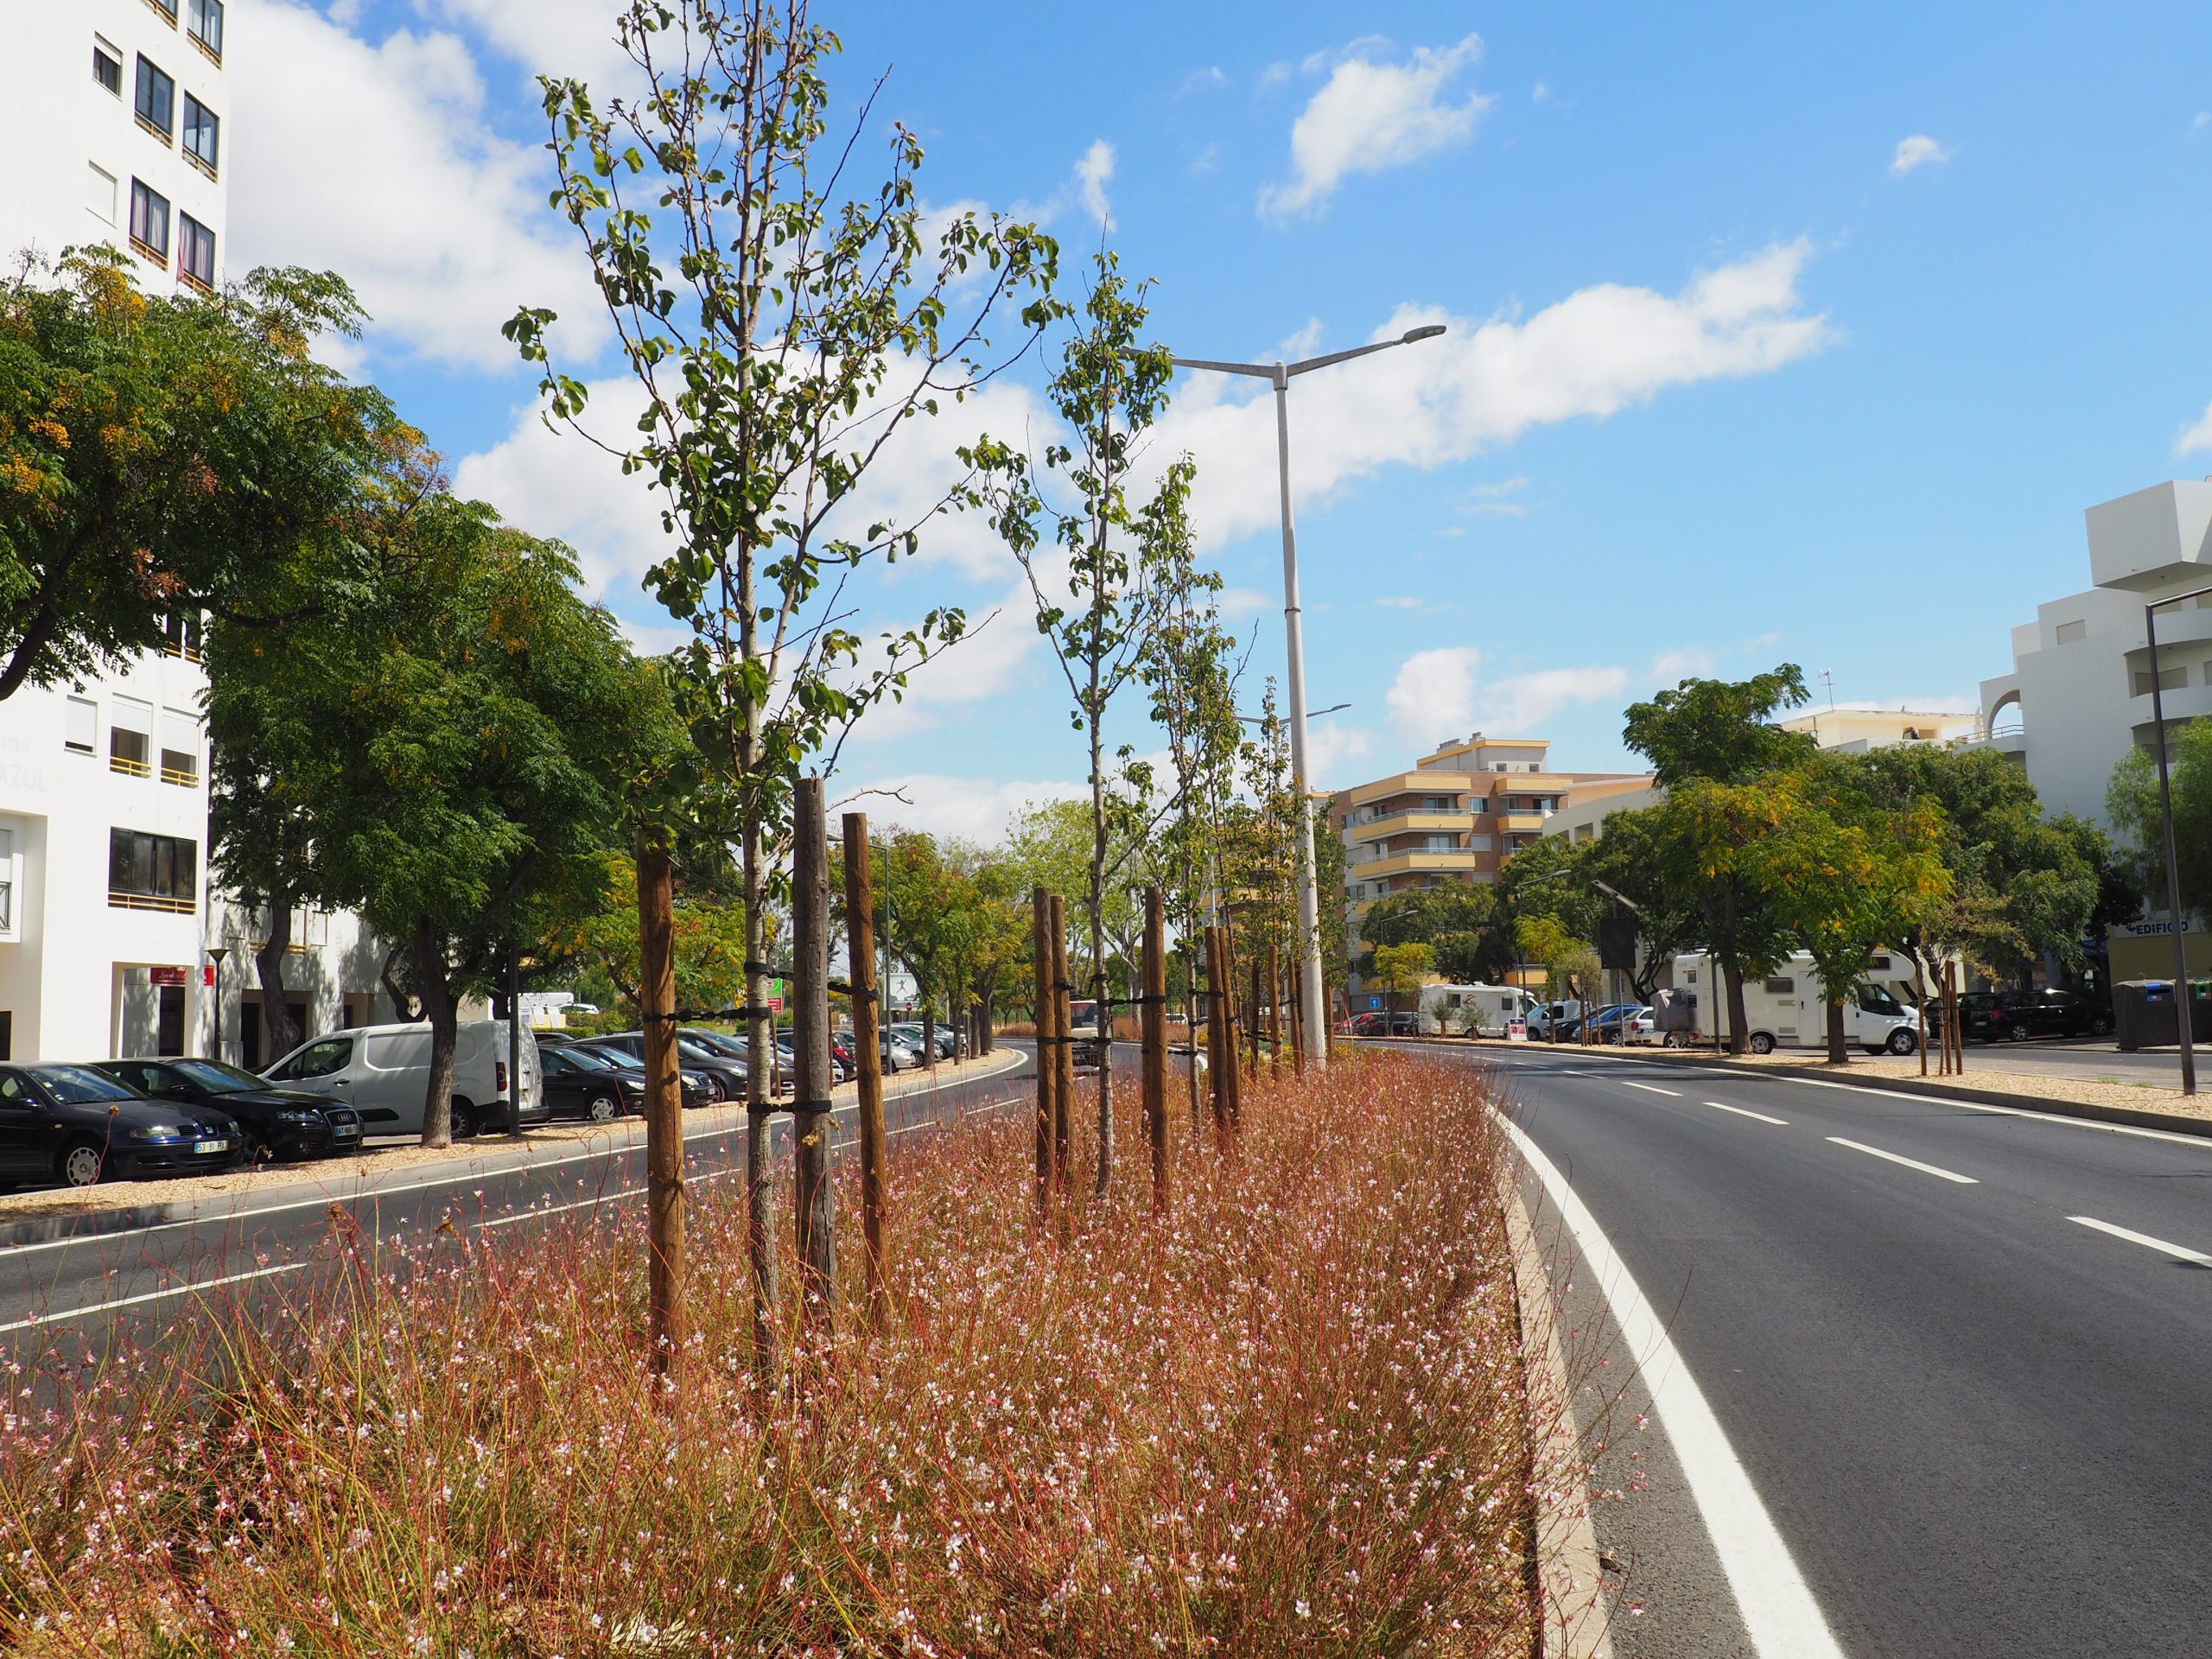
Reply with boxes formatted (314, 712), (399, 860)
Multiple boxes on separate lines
(1638, 780), (1800, 1052)
(560, 852), (752, 1024)
(511, 0), (1061, 1119)
(1370, 942), (1435, 1025)
(966, 256), (1192, 1193)
(1359, 881), (1496, 983)
(1622, 663), (1818, 786)
(0, 252), (383, 701)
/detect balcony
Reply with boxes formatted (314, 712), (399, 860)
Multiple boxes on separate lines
(111, 754), (152, 779)
(109, 891), (194, 915)
(160, 763), (198, 787)
(1497, 810), (1548, 833)
(1350, 849), (1481, 880)
(1351, 809), (1468, 836)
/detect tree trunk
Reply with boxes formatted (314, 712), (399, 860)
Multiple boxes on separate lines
(921, 990), (938, 1073)
(1723, 960), (1750, 1057)
(255, 893), (302, 1062)
(1089, 721), (1113, 1198)
(1827, 995), (1847, 1065)
(741, 811), (779, 1386)
(412, 913), (457, 1147)
(638, 836), (684, 1380)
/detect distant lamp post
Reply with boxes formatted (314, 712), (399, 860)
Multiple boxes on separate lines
(2145, 585), (2212, 1096)
(1173, 323), (1447, 1070)
(207, 945), (230, 1065)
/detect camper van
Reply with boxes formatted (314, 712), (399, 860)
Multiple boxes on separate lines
(1671, 951), (1922, 1055)
(1419, 983), (1537, 1037)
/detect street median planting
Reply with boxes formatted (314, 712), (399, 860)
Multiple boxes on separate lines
(0, 1056), (1535, 1656)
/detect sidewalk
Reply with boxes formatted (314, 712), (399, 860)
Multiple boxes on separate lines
(0, 1047), (1027, 1249)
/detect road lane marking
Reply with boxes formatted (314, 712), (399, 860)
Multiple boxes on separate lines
(1825, 1137), (1978, 1184)
(0, 1261), (308, 1336)
(1783, 1075), (2212, 1151)
(1706, 1101), (1789, 1125)
(2067, 1215), (2212, 1266)
(1501, 1116), (1847, 1659)
(1619, 1080), (1682, 1096)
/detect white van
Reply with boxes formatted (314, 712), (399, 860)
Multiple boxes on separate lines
(1671, 952), (1921, 1055)
(263, 1020), (549, 1139)
(1420, 982), (1536, 1037)
(1525, 1000), (1588, 1040)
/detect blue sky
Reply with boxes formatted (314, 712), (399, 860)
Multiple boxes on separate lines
(228, 0), (2212, 838)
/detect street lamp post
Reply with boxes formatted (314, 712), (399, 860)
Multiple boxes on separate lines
(207, 946), (229, 1065)
(2145, 586), (2212, 1096)
(1173, 324), (1446, 1071)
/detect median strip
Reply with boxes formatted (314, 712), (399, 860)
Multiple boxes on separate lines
(1706, 1101), (1789, 1125)
(1825, 1137), (1978, 1185)
(2067, 1215), (2212, 1266)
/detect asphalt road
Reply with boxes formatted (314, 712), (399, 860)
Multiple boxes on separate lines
(0, 1049), (1038, 1351)
(1459, 1039), (2212, 1659)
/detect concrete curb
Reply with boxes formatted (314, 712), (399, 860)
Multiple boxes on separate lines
(0, 1048), (1028, 1254)
(1504, 1178), (1616, 1659)
(1372, 1035), (2212, 1141)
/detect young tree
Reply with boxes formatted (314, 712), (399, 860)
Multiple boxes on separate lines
(1638, 779), (1800, 1052)
(1622, 664), (1819, 786)
(966, 256), (1192, 1193)
(0, 252), (382, 702)
(1359, 881), (1496, 982)
(511, 0), (1062, 1135)
(1370, 942), (1435, 1027)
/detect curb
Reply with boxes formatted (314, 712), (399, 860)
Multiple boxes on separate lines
(0, 1048), (1029, 1255)
(1372, 1035), (2212, 1142)
(1504, 1178), (1615, 1659)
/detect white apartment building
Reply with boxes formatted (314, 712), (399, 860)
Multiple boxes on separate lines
(1975, 479), (2212, 827)
(0, 2), (396, 1063)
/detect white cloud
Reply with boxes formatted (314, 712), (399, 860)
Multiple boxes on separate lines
(1182, 66), (1228, 93)
(1531, 80), (1552, 104)
(1890, 134), (1952, 175)
(1383, 646), (1627, 747)
(1162, 242), (1829, 550)
(232, 1), (606, 371)
(843, 773), (1090, 843)
(1649, 647), (1716, 683)
(1074, 140), (1116, 230)
(1259, 33), (1491, 219)
(1373, 595), (1425, 609)
(1190, 143), (1223, 175)
(417, 0), (637, 84)
(1258, 60), (1293, 90)
(2177, 397), (2212, 456)
(1217, 586), (1273, 619)
(2193, 111), (2209, 133)
(1305, 719), (1375, 788)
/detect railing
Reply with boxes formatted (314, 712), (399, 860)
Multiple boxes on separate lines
(111, 754), (151, 778)
(134, 111), (172, 144)
(128, 235), (167, 269)
(183, 148), (217, 182)
(177, 264), (213, 296)
(189, 31), (220, 65)
(145, 0), (179, 22)
(162, 640), (203, 663)
(110, 891), (194, 915)
(160, 764), (198, 787)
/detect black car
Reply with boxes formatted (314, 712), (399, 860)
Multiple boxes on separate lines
(1996, 988), (2113, 1040)
(570, 1036), (723, 1107)
(540, 1045), (644, 1122)
(0, 1064), (246, 1188)
(94, 1058), (364, 1162)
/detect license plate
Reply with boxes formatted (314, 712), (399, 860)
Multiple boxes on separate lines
(333, 1124), (359, 1139)
(194, 1139), (229, 1155)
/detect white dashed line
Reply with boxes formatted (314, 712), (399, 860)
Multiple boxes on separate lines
(1619, 1080), (1682, 1096)
(1705, 1101), (1789, 1126)
(2067, 1215), (2212, 1266)
(1825, 1137), (1978, 1185)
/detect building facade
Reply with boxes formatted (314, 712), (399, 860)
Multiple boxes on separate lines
(1974, 478), (2212, 828)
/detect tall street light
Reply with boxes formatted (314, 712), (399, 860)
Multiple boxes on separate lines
(1173, 324), (1447, 1070)
(2145, 584), (2212, 1096)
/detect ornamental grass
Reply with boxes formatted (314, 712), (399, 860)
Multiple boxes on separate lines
(0, 1055), (1537, 1656)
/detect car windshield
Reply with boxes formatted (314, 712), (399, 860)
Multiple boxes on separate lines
(163, 1058), (269, 1093)
(588, 1048), (645, 1072)
(30, 1065), (141, 1103)
(675, 1037), (734, 1064)
(558, 1046), (620, 1071)
(682, 1031), (744, 1058)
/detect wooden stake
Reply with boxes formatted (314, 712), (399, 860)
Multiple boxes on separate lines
(1142, 887), (1168, 1214)
(1221, 925), (1243, 1130)
(1204, 926), (1231, 1144)
(638, 831), (683, 1386)
(1050, 894), (1074, 1192)
(1290, 962), (1306, 1076)
(843, 812), (887, 1328)
(1031, 886), (1056, 1216)
(791, 779), (836, 1338)
(1267, 944), (1283, 1079)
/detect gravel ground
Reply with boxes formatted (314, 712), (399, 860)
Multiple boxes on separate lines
(0, 1048), (1023, 1222)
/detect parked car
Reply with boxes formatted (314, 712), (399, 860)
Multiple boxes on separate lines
(1986, 988), (2113, 1040)
(891, 1022), (957, 1061)
(575, 1032), (746, 1103)
(573, 1046), (715, 1109)
(0, 1064), (245, 1188)
(539, 1044), (644, 1121)
(95, 1058), (363, 1162)
(1526, 1001), (1588, 1041)
(263, 1021), (548, 1139)
(1618, 1007), (1660, 1046)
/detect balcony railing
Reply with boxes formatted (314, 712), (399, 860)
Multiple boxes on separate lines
(109, 890), (194, 915)
(145, 0), (179, 22)
(160, 764), (198, 787)
(111, 754), (152, 779)
(129, 236), (168, 270)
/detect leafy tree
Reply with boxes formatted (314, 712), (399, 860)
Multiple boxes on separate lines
(2107, 729), (2212, 931)
(511, 0), (1062, 1118)
(1370, 942), (1435, 1024)
(1359, 881), (1496, 983)
(942, 841), (1031, 1053)
(560, 853), (751, 1023)
(1580, 810), (1703, 1000)
(1515, 915), (1603, 1021)
(1637, 779), (1800, 1052)
(1622, 663), (1818, 786)
(0, 251), (384, 701)
(966, 256), (1192, 1193)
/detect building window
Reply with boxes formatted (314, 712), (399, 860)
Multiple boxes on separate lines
(1764, 977), (1795, 995)
(111, 726), (151, 777)
(0, 828), (13, 933)
(2134, 666), (2187, 697)
(160, 708), (201, 786)
(1423, 835), (1458, 853)
(130, 180), (171, 263)
(135, 56), (175, 140)
(145, 0), (180, 23)
(177, 214), (216, 291)
(87, 162), (118, 224)
(109, 829), (198, 913)
(2054, 619), (2086, 645)
(66, 696), (99, 754)
(94, 39), (124, 94)
(181, 94), (219, 175)
(162, 613), (204, 661)
(187, 0), (224, 59)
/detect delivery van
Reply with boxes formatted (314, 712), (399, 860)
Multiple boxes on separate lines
(263, 1020), (549, 1138)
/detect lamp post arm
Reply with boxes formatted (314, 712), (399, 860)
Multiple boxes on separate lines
(1285, 337), (1418, 378)
(1169, 355), (1274, 378)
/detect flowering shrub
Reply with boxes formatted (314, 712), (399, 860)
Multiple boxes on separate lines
(0, 1056), (1534, 1656)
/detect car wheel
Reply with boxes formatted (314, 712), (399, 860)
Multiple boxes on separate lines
(703, 1075), (727, 1103)
(1748, 1032), (1777, 1055)
(2007, 1021), (2031, 1043)
(57, 1140), (106, 1188)
(449, 1101), (479, 1140)
(2090, 1014), (2113, 1037)
(1888, 1027), (1919, 1056)
(586, 1091), (621, 1123)
(1608, 1030), (1624, 1045)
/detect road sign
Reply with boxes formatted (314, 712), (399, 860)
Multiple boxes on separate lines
(1506, 1017), (1529, 1043)
(767, 995), (785, 1014)
(1368, 995), (1382, 1010)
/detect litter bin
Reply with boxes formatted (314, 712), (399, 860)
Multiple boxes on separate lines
(2112, 979), (2212, 1049)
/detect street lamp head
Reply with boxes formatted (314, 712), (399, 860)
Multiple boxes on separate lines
(1401, 324), (1446, 344)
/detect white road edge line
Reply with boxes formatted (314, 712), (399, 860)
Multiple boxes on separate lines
(1706, 1101), (1789, 1126)
(1783, 1074), (2212, 1151)
(1619, 1080), (1682, 1097)
(1500, 1115), (1847, 1659)
(2067, 1215), (2212, 1266)
(1824, 1137), (1978, 1185)
(0, 1261), (307, 1336)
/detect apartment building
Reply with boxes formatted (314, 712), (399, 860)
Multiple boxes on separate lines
(1331, 733), (1653, 982)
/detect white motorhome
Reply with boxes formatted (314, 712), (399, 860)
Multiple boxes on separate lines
(1672, 951), (1922, 1055)
(1420, 983), (1537, 1037)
